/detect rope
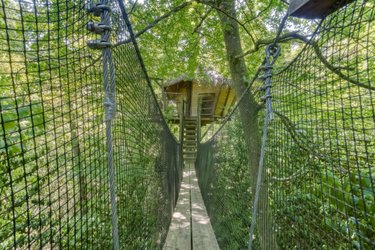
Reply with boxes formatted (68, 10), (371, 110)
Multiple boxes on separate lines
(248, 44), (280, 250)
(247, 101), (270, 250)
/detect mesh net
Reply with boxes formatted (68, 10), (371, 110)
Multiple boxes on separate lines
(0, 0), (181, 249)
(1, 0), (374, 249)
(197, 1), (375, 249)
(196, 107), (251, 249)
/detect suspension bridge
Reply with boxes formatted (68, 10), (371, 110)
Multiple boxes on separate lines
(0, 0), (374, 249)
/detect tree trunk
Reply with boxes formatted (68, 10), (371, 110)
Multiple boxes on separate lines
(216, 0), (277, 249)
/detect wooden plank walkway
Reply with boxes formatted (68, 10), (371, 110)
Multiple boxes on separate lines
(163, 163), (220, 250)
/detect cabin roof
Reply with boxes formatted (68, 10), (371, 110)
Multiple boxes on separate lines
(164, 70), (231, 90)
(164, 75), (193, 88)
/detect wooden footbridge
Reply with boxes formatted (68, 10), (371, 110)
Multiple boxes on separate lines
(1, 1), (374, 249)
(163, 118), (220, 250)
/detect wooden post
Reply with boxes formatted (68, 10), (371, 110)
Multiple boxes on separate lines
(179, 99), (185, 147)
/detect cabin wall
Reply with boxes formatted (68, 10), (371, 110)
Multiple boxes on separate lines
(190, 84), (235, 117)
(191, 85), (218, 116)
(165, 82), (236, 121)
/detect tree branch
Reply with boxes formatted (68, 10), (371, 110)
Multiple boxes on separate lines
(128, 0), (138, 15)
(197, 0), (256, 45)
(237, 31), (303, 58)
(243, 0), (274, 24)
(270, 167), (314, 182)
(240, 31), (375, 91)
(192, 7), (212, 34)
(114, 2), (192, 47)
(285, 33), (375, 91)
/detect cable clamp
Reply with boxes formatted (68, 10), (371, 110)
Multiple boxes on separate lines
(259, 65), (273, 71)
(258, 84), (272, 91)
(87, 21), (112, 34)
(258, 73), (273, 81)
(260, 94), (272, 102)
(87, 40), (111, 49)
(86, 3), (111, 16)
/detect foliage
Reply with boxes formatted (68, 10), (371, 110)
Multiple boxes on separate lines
(197, 113), (254, 249)
(1, 0), (374, 249)
(0, 0), (181, 248)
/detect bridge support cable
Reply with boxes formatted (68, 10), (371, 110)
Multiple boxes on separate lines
(87, 1), (119, 249)
(248, 43), (281, 250)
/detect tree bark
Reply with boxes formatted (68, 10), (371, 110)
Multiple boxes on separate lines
(216, 0), (277, 249)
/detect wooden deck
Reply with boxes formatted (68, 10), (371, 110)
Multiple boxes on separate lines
(163, 163), (220, 250)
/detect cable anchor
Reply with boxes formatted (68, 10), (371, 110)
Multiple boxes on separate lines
(258, 84), (272, 91)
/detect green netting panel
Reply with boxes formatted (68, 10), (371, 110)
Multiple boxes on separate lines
(0, 1), (110, 248)
(261, 1), (375, 248)
(112, 3), (183, 247)
(196, 106), (252, 250)
(197, 1), (374, 249)
(0, 0), (182, 249)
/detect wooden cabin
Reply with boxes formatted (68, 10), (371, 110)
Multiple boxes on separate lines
(164, 75), (236, 125)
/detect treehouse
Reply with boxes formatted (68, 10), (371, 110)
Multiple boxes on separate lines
(164, 74), (236, 126)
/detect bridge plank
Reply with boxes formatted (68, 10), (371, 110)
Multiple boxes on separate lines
(163, 163), (220, 250)
(190, 169), (220, 250)
(163, 166), (192, 250)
